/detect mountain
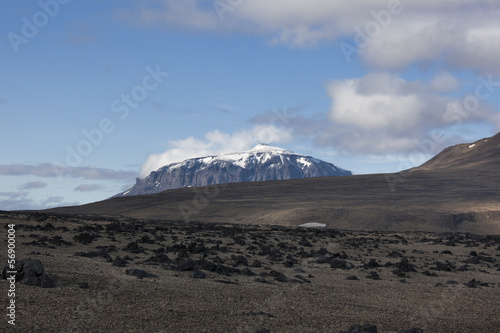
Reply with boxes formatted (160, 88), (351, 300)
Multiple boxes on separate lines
(48, 133), (500, 234)
(117, 144), (351, 197)
(415, 132), (500, 171)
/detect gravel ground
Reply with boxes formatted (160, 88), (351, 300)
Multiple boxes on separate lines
(1, 212), (500, 332)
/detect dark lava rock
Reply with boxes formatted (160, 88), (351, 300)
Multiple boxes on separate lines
(78, 282), (89, 289)
(270, 270), (288, 282)
(398, 329), (423, 333)
(215, 279), (239, 285)
(251, 260), (262, 268)
(138, 235), (155, 244)
(190, 270), (206, 279)
(241, 268), (256, 276)
(233, 255), (249, 266)
(464, 256), (480, 264)
(422, 270), (438, 277)
(431, 260), (455, 271)
(464, 256), (495, 264)
(256, 329), (270, 333)
(123, 242), (145, 254)
(464, 279), (480, 288)
(112, 257), (129, 267)
(125, 269), (158, 278)
(245, 311), (274, 317)
(294, 275), (311, 283)
(364, 258), (380, 269)
(73, 232), (98, 245)
(340, 323), (378, 333)
(147, 253), (171, 264)
(74, 249), (112, 261)
(346, 275), (359, 280)
(333, 251), (349, 260)
(330, 259), (348, 269)
(316, 255), (331, 264)
(393, 258), (417, 276)
(366, 271), (381, 280)
(254, 277), (271, 284)
(177, 258), (196, 271)
(298, 236), (312, 247)
(47, 235), (73, 246)
(2, 259), (55, 288)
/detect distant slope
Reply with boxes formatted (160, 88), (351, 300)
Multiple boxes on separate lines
(416, 132), (500, 171)
(48, 133), (500, 234)
(116, 144), (351, 197)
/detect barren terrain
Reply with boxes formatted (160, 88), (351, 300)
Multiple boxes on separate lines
(2, 212), (500, 332)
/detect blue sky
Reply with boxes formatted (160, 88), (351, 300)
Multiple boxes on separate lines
(1, 0), (500, 210)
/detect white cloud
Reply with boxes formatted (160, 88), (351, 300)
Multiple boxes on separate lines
(140, 125), (292, 177)
(115, 0), (500, 72)
(319, 72), (497, 154)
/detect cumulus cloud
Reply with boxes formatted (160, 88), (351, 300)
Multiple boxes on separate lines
(140, 124), (292, 177)
(75, 184), (106, 192)
(247, 73), (499, 156)
(323, 72), (496, 153)
(0, 163), (137, 180)
(19, 181), (47, 190)
(115, 0), (500, 72)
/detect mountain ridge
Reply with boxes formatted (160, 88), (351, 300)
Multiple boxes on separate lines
(117, 144), (351, 197)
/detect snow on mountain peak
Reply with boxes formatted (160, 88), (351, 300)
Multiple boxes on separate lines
(248, 144), (293, 154)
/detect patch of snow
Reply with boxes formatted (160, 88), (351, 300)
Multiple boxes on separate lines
(249, 144), (293, 154)
(201, 157), (215, 164)
(299, 222), (327, 228)
(232, 159), (247, 168)
(469, 144), (476, 148)
(122, 189), (131, 195)
(297, 157), (312, 168)
(170, 161), (187, 169)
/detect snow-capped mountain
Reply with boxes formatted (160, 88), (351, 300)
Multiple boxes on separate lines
(117, 144), (351, 197)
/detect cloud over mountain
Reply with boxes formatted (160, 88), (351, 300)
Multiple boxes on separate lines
(140, 125), (292, 177)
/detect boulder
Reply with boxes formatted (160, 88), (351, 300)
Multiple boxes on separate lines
(190, 270), (206, 279)
(125, 269), (158, 278)
(2, 259), (55, 288)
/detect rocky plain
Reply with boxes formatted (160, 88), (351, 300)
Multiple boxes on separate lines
(2, 211), (500, 332)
